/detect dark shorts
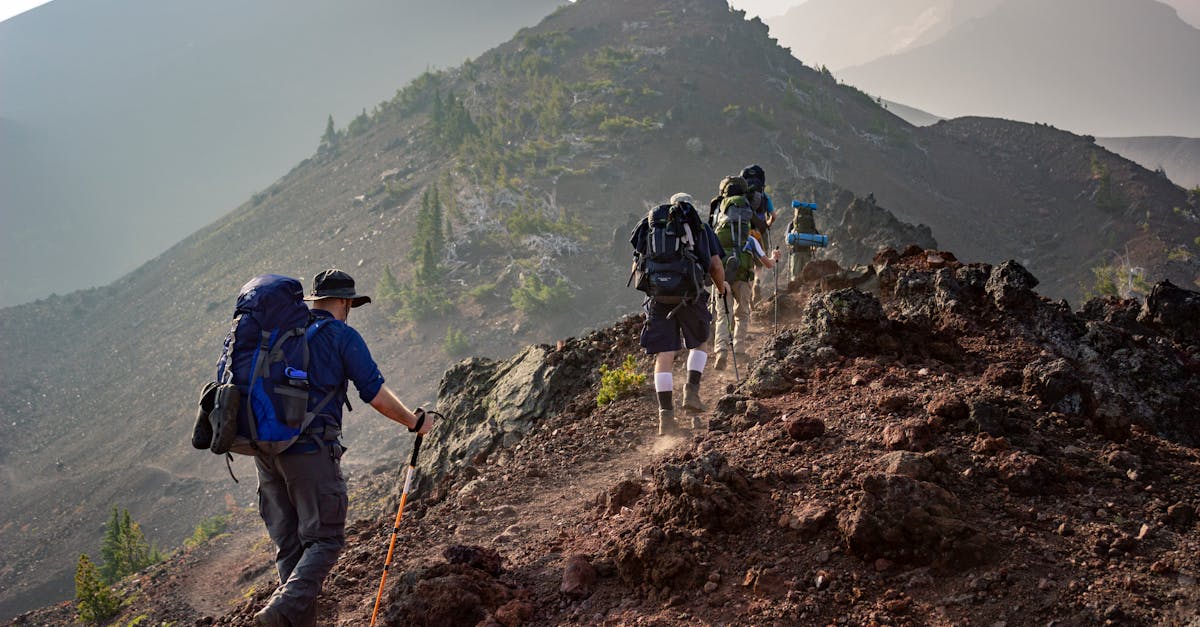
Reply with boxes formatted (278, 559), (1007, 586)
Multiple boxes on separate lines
(640, 297), (712, 354)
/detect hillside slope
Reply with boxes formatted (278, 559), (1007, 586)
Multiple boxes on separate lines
(0, 0), (563, 307)
(1, 0), (1197, 617)
(9, 248), (1199, 626)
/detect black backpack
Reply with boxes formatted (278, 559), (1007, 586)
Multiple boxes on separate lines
(631, 203), (706, 302)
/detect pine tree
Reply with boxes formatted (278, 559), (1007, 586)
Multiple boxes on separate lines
(99, 507), (155, 583)
(319, 114), (338, 153)
(376, 265), (402, 306)
(99, 507), (121, 583)
(75, 554), (120, 622)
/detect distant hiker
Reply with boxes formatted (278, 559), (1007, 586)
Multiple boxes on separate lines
(710, 181), (780, 369)
(630, 193), (727, 434)
(251, 269), (434, 627)
(740, 164), (777, 303)
(787, 200), (821, 291)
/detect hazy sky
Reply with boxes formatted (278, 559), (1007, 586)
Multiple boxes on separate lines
(0, 0), (819, 23)
(0, 0), (47, 22)
(729, 0), (808, 17)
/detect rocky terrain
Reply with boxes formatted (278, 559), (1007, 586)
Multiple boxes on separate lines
(11, 246), (1199, 626)
(3, 0), (1198, 616)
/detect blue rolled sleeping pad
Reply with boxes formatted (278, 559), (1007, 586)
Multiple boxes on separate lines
(791, 200), (819, 210)
(787, 232), (829, 247)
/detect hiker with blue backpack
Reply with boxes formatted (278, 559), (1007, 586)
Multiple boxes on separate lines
(193, 270), (433, 627)
(629, 193), (728, 434)
(786, 200), (823, 291)
(708, 175), (781, 370)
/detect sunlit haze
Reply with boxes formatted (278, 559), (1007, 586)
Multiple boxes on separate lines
(0, 0), (50, 23)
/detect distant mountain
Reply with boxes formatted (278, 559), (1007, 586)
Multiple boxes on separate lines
(835, 0), (1200, 137)
(1, 0), (1197, 619)
(766, 0), (1200, 71)
(766, 0), (1003, 70)
(876, 101), (1200, 188)
(882, 99), (945, 126)
(0, 0), (562, 307)
(1097, 136), (1200, 188)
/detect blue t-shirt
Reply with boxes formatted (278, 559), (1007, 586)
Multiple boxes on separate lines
(286, 308), (385, 452)
(749, 191), (774, 218)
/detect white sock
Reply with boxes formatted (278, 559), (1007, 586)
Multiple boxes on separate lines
(686, 350), (708, 373)
(654, 372), (673, 393)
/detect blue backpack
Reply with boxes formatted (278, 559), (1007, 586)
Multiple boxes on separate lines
(193, 274), (339, 460)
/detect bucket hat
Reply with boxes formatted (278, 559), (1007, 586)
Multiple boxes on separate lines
(303, 269), (371, 307)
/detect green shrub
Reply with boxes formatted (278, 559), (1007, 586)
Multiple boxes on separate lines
(1168, 247), (1193, 262)
(598, 115), (651, 133)
(511, 275), (572, 314)
(597, 355), (647, 406)
(184, 514), (229, 549)
(75, 554), (121, 623)
(443, 327), (471, 356)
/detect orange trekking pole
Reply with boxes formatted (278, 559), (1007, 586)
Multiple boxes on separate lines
(370, 410), (439, 626)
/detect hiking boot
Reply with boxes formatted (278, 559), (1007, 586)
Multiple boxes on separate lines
(682, 382), (706, 414)
(713, 353), (728, 371)
(690, 413), (703, 430)
(658, 408), (678, 436)
(254, 605), (290, 627)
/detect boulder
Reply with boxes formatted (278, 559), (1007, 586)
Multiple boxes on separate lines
(838, 473), (989, 569)
(985, 260), (1039, 311)
(1138, 281), (1200, 345)
(561, 555), (598, 598)
(882, 418), (936, 452)
(785, 415), (826, 441)
(1022, 356), (1092, 415)
(872, 451), (934, 480)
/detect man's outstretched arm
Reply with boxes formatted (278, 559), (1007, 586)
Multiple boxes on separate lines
(369, 385), (435, 434)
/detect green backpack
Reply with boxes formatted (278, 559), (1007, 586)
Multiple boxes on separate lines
(715, 195), (758, 283)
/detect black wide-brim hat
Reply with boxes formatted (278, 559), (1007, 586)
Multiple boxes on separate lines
(303, 269), (372, 307)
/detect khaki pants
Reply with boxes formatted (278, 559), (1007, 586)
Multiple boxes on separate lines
(713, 280), (753, 355)
(789, 246), (813, 290)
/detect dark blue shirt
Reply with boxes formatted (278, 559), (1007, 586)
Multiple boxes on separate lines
(286, 308), (385, 452)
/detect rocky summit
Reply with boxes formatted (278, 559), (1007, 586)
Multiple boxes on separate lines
(13, 246), (1198, 626)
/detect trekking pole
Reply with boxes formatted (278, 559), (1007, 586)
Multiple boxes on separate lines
(370, 410), (442, 626)
(773, 246), (780, 334)
(721, 291), (739, 383)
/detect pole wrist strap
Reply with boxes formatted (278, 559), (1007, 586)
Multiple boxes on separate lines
(408, 408), (426, 433)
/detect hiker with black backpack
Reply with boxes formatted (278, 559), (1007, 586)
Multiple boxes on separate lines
(740, 165), (777, 303)
(193, 270), (434, 627)
(630, 193), (727, 434)
(709, 176), (781, 370)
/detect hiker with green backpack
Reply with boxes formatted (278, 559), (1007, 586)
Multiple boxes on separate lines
(193, 270), (434, 627)
(630, 193), (728, 434)
(708, 176), (781, 370)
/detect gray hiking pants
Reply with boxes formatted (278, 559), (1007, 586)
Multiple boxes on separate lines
(256, 444), (347, 625)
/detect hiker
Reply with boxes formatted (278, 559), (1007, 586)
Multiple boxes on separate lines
(253, 269), (434, 627)
(630, 193), (727, 434)
(741, 164), (777, 303)
(787, 200), (820, 291)
(710, 180), (781, 369)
